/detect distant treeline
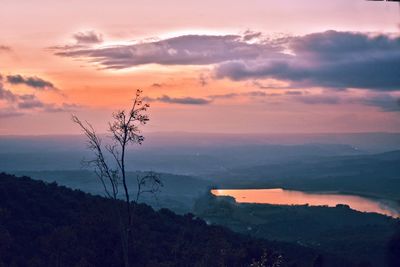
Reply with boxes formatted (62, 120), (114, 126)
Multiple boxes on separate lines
(194, 192), (400, 267)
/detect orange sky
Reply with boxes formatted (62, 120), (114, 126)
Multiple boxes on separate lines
(1, 0), (399, 135)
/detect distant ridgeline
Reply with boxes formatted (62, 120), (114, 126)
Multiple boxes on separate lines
(0, 172), (357, 267)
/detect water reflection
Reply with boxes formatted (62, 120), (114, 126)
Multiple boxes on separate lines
(211, 188), (400, 218)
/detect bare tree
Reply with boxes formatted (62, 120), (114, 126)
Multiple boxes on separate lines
(72, 89), (162, 267)
(135, 172), (162, 202)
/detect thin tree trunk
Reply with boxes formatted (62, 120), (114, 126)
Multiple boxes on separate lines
(121, 141), (131, 224)
(120, 141), (131, 267)
(115, 202), (130, 267)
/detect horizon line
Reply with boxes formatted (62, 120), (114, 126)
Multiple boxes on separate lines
(1, 131), (400, 138)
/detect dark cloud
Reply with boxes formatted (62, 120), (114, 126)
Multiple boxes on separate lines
(145, 95), (212, 105)
(0, 78), (79, 116)
(242, 30), (262, 41)
(245, 91), (268, 97)
(0, 72), (78, 118)
(0, 86), (18, 102)
(294, 95), (341, 105)
(0, 76), (18, 102)
(18, 94), (35, 101)
(208, 93), (240, 99)
(252, 80), (291, 90)
(360, 94), (400, 112)
(73, 31), (103, 44)
(16, 94), (80, 112)
(151, 83), (163, 88)
(208, 90), (307, 101)
(47, 31), (103, 52)
(0, 45), (11, 52)
(284, 90), (303, 95)
(48, 44), (88, 51)
(18, 97), (45, 109)
(54, 34), (280, 69)
(209, 91), (273, 99)
(6, 74), (58, 91)
(215, 31), (400, 91)
(43, 103), (82, 113)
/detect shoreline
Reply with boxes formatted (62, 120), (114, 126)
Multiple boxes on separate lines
(212, 188), (400, 218)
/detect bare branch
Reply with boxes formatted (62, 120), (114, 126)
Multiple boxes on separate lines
(72, 115), (119, 200)
(135, 172), (163, 202)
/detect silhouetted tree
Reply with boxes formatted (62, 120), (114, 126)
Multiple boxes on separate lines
(135, 172), (162, 202)
(72, 89), (162, 267)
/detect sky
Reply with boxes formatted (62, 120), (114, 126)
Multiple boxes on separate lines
(1, 0), (400, 135)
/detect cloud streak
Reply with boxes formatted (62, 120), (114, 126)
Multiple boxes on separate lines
(209, 91), (270, 99)
(359, 94), (400, 112)
(208, 86), (400, 112)
(0, 45), (11, 52)
(145, 95), (212, 105)
(291, 92), (400, 112)
(6, 74), (58, 91)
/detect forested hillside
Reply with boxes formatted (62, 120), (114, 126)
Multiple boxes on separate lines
(0, 173), (351, 267)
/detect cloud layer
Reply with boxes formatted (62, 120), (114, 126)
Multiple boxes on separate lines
(55, 30), (400, 92)
(215, 31), (400, 91)
(54, 34), (279, 69)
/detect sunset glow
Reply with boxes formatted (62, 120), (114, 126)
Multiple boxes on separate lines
(1, 0), (399, 135)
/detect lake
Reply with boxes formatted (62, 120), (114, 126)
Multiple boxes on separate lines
(211, 188), (400, 218)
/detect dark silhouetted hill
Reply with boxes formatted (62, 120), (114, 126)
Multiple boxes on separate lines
(0, 173), (353, 267)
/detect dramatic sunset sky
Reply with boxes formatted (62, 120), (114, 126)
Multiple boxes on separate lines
(1, 0), (399, 135)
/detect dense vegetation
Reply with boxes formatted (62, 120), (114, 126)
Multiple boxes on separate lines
(0, 173), (351, 267)
(10, 170), (211, 214)
(194, 193), (400, 267)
